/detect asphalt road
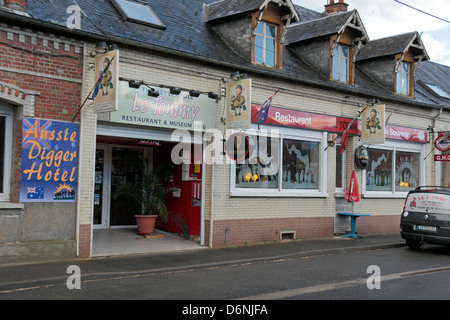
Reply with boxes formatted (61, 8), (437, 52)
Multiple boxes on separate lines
(1, 239), (450, 304)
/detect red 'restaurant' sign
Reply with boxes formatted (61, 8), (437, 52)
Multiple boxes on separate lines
(251, 104), (426, 143)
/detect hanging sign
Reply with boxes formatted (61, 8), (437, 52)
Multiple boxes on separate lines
(361, 105), (385, 145)
(93, 49), (119, 113)
(20, 118), (79, 202)
(355, 145), (369, 170)
(226, 79), (252, 130)
(435, 132), (450, 152)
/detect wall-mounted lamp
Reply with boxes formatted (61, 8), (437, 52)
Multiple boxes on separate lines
(128, 80), (142, 89)
(95, 42), (107, 54)
(91, 42), (118, 56)
(148, 88), (160, 98)
(119, 77), (219, 101)
(170, 87), (182, 95)
(229, 71), (248, 81)
(367, 98), (380, 105)
(189, 90), (201, 98)
(208, 92), (219, 100)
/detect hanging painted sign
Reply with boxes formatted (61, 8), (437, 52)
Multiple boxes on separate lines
(110, 81), (216, 131)
(251, 104), (427, 143)
(93, 49), (119, 114)
(361, 105), (385, 145)
(226, 79), (252, 130)
(20, 118), (79, 202)
(435, 132), (450, 152)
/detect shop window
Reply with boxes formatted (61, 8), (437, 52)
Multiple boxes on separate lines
(254, 21), (277, 67)
(396, 61), (411, 96)
(282, 139), (320, 190)
(235, 135), (279, 189)
(0, 105), (12, 201)
(332, 44), (350, 83)
(231, 129), (326, 197)
(364, 143), (423, 196)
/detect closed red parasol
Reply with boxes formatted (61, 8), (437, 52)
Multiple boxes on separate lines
(345, 170), (360, 202)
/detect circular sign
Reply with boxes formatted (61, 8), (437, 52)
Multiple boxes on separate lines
(225, 132), (250, 161)
(435, 133), (450, 152)
(355, 145), (369, 170)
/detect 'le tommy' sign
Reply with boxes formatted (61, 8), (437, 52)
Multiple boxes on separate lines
(110, 81), (216, 132)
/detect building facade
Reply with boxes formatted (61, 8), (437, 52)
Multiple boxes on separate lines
(0, 0), (449, 259)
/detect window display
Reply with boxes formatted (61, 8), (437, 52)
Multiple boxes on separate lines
(366, 147), (421, 193)
(395, 151), (419, 191)
(282, 139), (319, 189)
(366, 148), (392, 191)
(235, 135), (279, 189)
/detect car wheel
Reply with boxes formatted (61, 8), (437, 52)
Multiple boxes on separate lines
(406, 239), (423, 250)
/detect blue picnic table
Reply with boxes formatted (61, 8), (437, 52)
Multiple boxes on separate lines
(337, 212), (370, 238)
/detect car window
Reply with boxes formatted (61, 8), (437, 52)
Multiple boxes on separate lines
(405, 192), (450, 214)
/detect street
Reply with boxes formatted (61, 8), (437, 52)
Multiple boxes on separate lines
(1, 236), (450, 306)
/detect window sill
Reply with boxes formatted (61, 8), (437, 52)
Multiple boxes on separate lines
(0, 202), (25, 209)
(230, 188), (328, 198)
(362, 192), (408, 199)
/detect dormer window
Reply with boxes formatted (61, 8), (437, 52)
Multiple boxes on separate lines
(332, 43), (350, 82)
(254, 21), (277, 67)
(396, 61), (411, 96)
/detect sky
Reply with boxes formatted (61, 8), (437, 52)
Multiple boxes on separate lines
(292, 0), (450, 66)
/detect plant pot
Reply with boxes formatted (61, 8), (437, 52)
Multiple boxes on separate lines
(135, 215), (158, 235)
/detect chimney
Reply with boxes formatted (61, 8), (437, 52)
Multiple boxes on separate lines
(324, 0), (348, 15)
(4, 0), (28, 12)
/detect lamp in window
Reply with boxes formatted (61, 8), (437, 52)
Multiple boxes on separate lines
(148, 88), (159, 97)
(170, 87), (182, 95)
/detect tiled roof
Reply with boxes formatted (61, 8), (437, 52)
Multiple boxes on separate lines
(357, 32), (429, 61)
(287, 10), (355, 44)
(7, 0), (444, 109)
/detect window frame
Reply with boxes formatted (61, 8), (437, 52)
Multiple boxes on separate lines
(395, 60), (412, 96)
(0, 104), (12, 202)
(254, 21), (277, 67)
(230, 125), (328, 197)
(362, 140), (425, 198)
(332, 43), (350, 83)
(335, 139), (346, 193)
(111, 0), (165, 29)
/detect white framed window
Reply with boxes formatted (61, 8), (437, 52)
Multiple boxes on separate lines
(254, 21), (277, 67)
(230, 125), (328, 197)
(0, 103), (12, 201)
(362, 140), (425, 198)
(396, 61), (411, 96)
(335, 140), (346, 193)
(332, 44), (349, 83)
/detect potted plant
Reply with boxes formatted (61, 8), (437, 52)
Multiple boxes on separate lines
(113, 161), (189, 238)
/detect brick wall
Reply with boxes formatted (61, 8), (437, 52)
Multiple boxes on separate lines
(0, 24), (83, 258)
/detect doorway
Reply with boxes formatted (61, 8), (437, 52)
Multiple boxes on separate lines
(94, 144), (152, 229)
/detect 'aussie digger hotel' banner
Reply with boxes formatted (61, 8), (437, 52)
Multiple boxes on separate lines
(20, 118), (79, 202)
(110, 81), (216, 131)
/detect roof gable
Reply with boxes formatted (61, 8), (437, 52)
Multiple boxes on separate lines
(357, 32), (430, 62)
(202, 0), (300, 23)
(286, 10), (368, 45)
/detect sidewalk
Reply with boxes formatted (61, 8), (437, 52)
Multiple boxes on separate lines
(0, 234), (404, 289)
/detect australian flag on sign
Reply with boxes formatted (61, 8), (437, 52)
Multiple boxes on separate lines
(27, 187), (44, 199)
(257, 90), (278, 129)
